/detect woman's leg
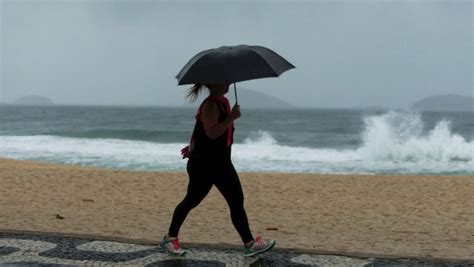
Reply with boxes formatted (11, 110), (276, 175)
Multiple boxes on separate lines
(168, 160), (213, 237)
(214, 162), (254, 244)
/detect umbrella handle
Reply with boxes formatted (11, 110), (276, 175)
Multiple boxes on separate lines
(233, 83), (238, 105)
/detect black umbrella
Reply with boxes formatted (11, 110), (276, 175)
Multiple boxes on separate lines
(176, 45), (295, 104)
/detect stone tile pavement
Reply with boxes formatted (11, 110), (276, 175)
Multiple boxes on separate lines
(0, 232), (472, 266)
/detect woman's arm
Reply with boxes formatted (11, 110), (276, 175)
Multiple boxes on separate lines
(201, 101), (240, 140)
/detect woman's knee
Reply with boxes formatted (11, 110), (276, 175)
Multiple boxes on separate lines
(227, 193), (245, 209)
(179, 195), (203, 210)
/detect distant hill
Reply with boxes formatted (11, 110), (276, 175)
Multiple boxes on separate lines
(184, 87), (293, 109)
(411, 94), (473, 112)
(14, 95), (55, 106)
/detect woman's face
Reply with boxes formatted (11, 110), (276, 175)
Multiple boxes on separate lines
(208, 84), (230, 95)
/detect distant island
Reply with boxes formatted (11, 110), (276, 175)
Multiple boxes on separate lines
(411, 94), (473, 112)
(14, 95), (55, 106)
(184, 87), (294, 109)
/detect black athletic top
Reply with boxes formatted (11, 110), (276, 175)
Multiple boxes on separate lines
(188, 96), (234, 162)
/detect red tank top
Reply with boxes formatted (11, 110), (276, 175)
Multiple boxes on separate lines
(181, 96), (234, 161)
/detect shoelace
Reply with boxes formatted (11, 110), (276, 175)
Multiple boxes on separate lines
(253, 235), (265, 248)
(171, 238), (181, 250)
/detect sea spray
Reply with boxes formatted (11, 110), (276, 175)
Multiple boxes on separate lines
(357, 111), (473, 163)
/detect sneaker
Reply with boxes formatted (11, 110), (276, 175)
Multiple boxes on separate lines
(244, 235), (276, 257)
(159, 235), (186, 256)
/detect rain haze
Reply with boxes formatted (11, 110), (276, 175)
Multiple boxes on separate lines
(0, 0), (472, 109)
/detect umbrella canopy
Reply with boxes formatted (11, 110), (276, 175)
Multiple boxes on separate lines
(176, 45), (295, 86)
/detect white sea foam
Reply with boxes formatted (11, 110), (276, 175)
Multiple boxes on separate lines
(237, 130), (359, 162)
(0, 135), (185, 171)
(0, 111), (472, 174)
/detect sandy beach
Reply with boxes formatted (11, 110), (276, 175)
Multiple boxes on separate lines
(0, 157), (472, 261)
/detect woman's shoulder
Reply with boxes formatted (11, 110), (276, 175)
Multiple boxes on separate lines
(199, 97), (227, 119)
(207, 95), (228, 103)
(201, 98), (219, 112)
(202, 96), (227, 108)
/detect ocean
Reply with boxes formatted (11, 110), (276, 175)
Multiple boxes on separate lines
(0, 105), (472, 175)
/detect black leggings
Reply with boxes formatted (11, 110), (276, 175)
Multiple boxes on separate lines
(168, 159), (254, 244)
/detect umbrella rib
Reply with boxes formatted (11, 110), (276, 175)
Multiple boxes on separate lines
(176, 48), (214, 82)
(247, 49), (279, 77)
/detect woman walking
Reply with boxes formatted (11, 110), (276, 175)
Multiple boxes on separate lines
(160, 83), (275, 257)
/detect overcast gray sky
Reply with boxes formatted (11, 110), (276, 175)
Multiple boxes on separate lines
(0, 0), (472, 108)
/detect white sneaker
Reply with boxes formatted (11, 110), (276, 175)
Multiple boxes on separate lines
(244, 235), (275, 257)
(159, 235), (186, 256)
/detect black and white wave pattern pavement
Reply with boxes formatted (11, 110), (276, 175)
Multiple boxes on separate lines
(0, 233), (472, 266)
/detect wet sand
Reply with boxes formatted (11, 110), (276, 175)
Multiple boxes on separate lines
(0, 157), (472, 260)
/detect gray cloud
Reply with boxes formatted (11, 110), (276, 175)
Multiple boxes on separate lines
(1, 0), (472, 108)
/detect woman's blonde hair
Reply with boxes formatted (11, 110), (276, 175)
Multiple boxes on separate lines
(185, 84), (206, 102)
